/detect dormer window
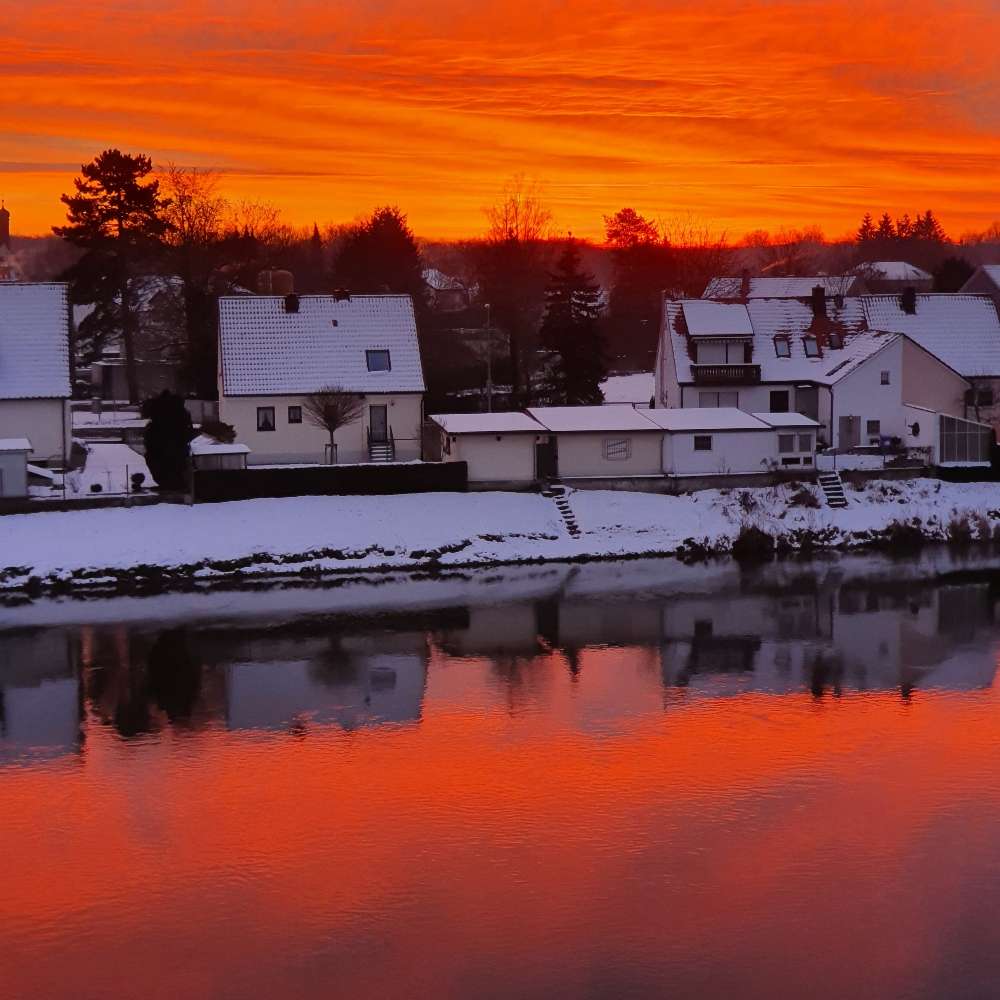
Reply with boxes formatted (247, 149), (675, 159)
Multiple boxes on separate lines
(774, 337), (791, 358)
(366, 349), (391, 372)
(803, 336), (820, 358)
(828, 332), (843, 350)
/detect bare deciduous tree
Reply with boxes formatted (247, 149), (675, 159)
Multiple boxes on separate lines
(303, 386), (365, 464)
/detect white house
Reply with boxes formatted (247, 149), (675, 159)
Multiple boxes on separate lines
(430, 412), (544, 485)
(0, 283), (72, 466)
(655, 292), (973, 454)
(218, 294), (426, 465)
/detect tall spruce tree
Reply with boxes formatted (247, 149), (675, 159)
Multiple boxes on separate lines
(539, 239), (607, 405)
(54, 150), (170, 403)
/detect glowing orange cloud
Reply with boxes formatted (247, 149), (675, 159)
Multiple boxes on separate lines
(4, 0), (1000, 239)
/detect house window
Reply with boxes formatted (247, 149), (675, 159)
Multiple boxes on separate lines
(828, 332), (843, 350)
(603, 438), (632, 460)
(778, 434), (796, 453)
(880, 370), (890, 385)
(698, 391), (739, 407)
(798, 434), (813, 452)
(774, 337), (791, 358)
(769, 390), (790, 413)
(803, 336), (820, 358)
(366, 349), (391, 372)
(693, 435), (713, 452)
(257, 407), (276, 432)
(288, 405), (302, 424)
(781, 457), (802, 466)
(866, 420), (881, 438)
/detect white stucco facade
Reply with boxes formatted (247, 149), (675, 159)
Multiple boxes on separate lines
(553, 431), (663, 478)
(0, 398), (70, 465)
(220, 392), (424, 465)
(439, 431), (538, 483)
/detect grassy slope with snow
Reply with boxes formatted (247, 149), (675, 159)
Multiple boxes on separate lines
(2, 479), (999, 592)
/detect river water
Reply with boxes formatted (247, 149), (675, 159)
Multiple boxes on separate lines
(3, 552), (1000, 999)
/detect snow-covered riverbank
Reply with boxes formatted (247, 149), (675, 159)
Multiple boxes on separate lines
(2, 478), (999, 595)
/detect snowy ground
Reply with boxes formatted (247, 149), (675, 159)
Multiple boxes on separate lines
(2, 478), (1000, 593)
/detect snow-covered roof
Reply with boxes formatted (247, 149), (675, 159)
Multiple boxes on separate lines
(702, 275), (857, 300)
(664, 296), (894, 386)
(423, 268), (465, 292)
(0, 437), (32, 452)
(680, 300), (753, 337)
(857, 261), (932, 281)
(600, 372), (654, 405)
(431, 412), (543, 434)
(526, 405), (659, 433)
(190, 436), (250, 456)
(960, 265), (1000, 293)
(860, 294), (1000, 377)
(219, 294), (426, 396)
(752, 412), (820, 428)
(0, 283), (71, 400)
(643, 408), (770, 432)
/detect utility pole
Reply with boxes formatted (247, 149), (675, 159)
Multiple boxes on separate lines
(485, 302), (493, 413)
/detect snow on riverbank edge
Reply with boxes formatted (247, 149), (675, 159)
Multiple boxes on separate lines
(2, 479), (1000, 596)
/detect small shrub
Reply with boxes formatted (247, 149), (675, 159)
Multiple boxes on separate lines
(738, 491), (756, 514)
(732, 524), (775, 563)
(789, 486), (821, 509)
(89, 483), (103, 494)
(973, 513), (992, 540)
(130, 472), (145, 491)
(883, 518), (925, 552)
(200, 419), (237, 444)
(947, 513), (973, 547)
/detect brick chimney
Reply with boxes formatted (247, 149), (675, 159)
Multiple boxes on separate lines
(0, 202), (10, 250)
(811, 285), (827, 318)
(901, 287), (917, 315)
(740, 268), (750, 301)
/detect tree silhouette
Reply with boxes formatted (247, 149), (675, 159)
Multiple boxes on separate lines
(142, 390), (195, 489)
(54, 150), (170, 402)
(303, 385), (365, 463)
(539, 239), (607, 404)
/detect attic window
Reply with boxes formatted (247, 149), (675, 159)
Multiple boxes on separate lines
(828, 332), (843, 350)
(774, 337), (791, 358)
(803, 336), (820, 358)
(366, 349), (391, 372)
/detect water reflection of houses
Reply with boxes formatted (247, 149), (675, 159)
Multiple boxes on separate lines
(220, 627), (429, 733)
(0, 629), (81, 763)
(658, 578), (998, 696)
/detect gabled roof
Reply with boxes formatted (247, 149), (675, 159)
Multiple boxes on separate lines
(960, 264), (1000, 293)
(0, 283), (71, 400)
(664, 296), (890, 386)
(856, 261), (932, 281)
(860, 294), (1000, 377)
(753, 412), (820, 428)
(680, 300), (753, 337)
(218, 294), (426, 396)
(702, 275), (858, 300)
(431, 412), (543, 434)
(526, 405), (659, 433)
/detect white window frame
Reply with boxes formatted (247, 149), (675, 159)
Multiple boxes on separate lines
(366, 349), (392, 372)
(693, 435), (713, 452)
(778, 433), (796, 454)
(797, 433), (813, 452)
(256, 406), (276, 432)
(774, 337), (791, 358)
(880, 370), (891, 385)
(803, 336), (820, 358)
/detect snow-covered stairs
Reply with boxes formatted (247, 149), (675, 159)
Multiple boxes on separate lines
(541, 484), (581, 538)
(818, 472), (848, 509)
(368, 442), (395, 463)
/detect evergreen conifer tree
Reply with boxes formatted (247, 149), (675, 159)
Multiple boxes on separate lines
(539, 239), (607, 405)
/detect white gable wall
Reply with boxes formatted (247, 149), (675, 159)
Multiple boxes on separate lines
(556, 431), (662, 478)
(0, 398), (70, 465)
(442, 432), (537, 483)
(830, 339), (904, 445)
(220, 392), (423, 465)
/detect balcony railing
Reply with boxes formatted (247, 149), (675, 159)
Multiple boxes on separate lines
(691, 363), (761, 385)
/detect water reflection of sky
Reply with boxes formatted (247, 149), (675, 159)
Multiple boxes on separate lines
(2, 557), (1000, 998)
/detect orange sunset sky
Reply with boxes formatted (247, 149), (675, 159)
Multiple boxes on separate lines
(4, 0), (1000, 240)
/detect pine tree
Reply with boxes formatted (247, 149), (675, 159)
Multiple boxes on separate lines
(856, 213), (875, 242)
(896, 213), (913, 239)
(875, 213), (895, 241)
(54, 150), (170, 403)
(914, 209), (947, 243)
(539, 239), (607, 405)
(142, 390), (195, 490)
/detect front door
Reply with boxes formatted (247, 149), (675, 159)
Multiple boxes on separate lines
(838, 415), (861, 449)
(369, 405), (388, 443)
(535, 435), (558, 480)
